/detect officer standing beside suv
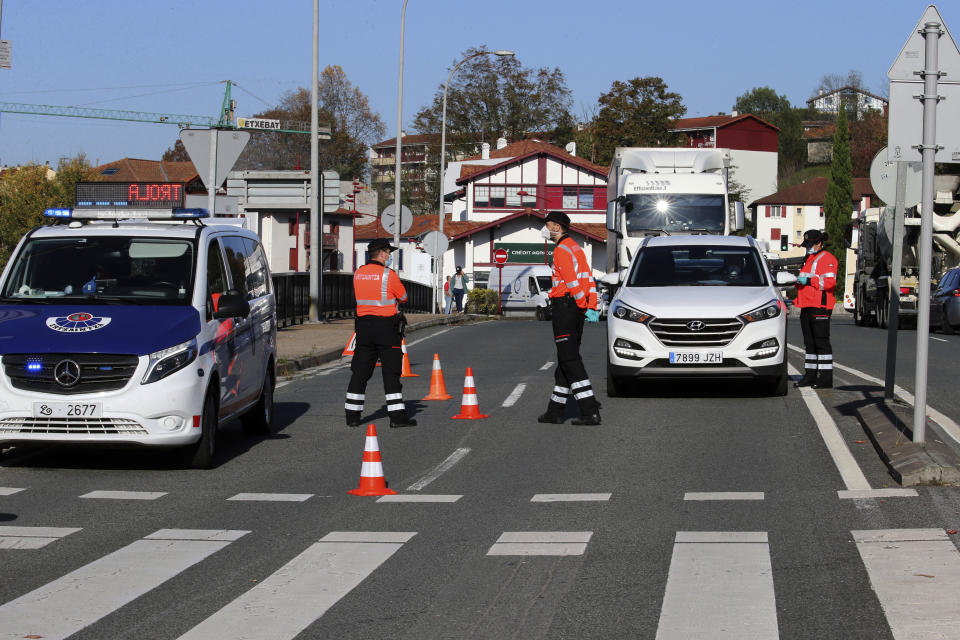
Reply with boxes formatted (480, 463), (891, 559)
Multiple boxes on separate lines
(344, 238), (417, 428)
(538, 211), (602, 425)
(794, 229), (838, 389)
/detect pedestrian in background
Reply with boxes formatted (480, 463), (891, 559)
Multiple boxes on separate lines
(794, 229), (838, 389)
(443, 275), (453, 315)
(452, 266), (468, 313)
(537, 211), (602, 425)
(344, 238), (417, 428)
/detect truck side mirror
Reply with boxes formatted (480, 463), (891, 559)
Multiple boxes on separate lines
(734, 201), (745, 232)
(606, 201), (617, 232)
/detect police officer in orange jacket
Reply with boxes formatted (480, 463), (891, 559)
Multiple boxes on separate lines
(794, 229), (838, 389)
(538, 211), (602, 425)
(344, 238), (416, 428)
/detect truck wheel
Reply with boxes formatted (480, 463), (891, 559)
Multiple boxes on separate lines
(877, 294), (888, 329)
(241, 366), (275, 435)
(854, 292), (865, 326)
(180, 391), (218, 469)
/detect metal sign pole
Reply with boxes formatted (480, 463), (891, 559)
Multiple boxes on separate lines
(884, 162), (908, 400)
(308, 0), (320, 322)
(206, 129), (218, 215)
(912, 20), (942, 443)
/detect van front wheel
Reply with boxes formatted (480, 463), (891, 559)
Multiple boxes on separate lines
(241, 367), (274, 435)
(180, 391), (217, 469)
(535, 306), (545, 321)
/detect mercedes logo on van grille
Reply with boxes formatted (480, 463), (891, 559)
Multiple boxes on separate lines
(686, 320), (706, 331)
(54, 359), (82, 387)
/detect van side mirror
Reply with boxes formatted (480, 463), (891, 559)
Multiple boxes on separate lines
(214, 290), (250, 319)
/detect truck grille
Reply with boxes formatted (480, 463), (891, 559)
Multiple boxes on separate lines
(648, 318), (742, 347)
(3, 354), (140, 395)
(0, 417), (147, 435)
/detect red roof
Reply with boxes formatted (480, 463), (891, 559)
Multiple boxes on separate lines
(752, 177), (876, 206)
(353, 214), (487, 241)
(371, 133), (439, 149)
(93, 158), (199, 183)
(447, 210), (606, 243)
(455, 139), (607, 185)
(671, 113), (779, 133)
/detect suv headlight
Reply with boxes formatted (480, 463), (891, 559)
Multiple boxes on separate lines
(739, 300), (782, 323)
(611, 301), (653, 324)
(142, 337), (198, 384)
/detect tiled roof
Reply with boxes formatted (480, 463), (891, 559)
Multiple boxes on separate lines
(93, 159), (199, 183)
(456, 139), (607, 185)
(752, 177), (876, 206)
(671, 113), (779, 132)
(371, 133), (439, 149)
(806, 86), (888, 105)
(353, 214), (487, 241)
(802, 124), (836, 140)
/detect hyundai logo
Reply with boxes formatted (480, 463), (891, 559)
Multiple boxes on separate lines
(54, 359), (81, 387)
(686, 320), (706, 331)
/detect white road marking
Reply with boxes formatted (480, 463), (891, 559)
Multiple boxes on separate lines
(0, 529), (248, 640)
(853, 528), (960, 639)
(531, 493), (611, 502)
(683, 492), (764, 501)
(656, 531), (778, 639)
(838, 488), (918, 499)
(227, 493), (313, 502)
(177, 532), (416, 640)
(405, 327), (452, 348)
(376, 494), (462, 503)
(0, 526), (81, 550)
(788, 362), (871, 491)
(540, 361), (554, 370)
(406, 447), (470, 491)
(487, 531), (593, 556)
(319, 531), (417, 543)
(787, 343), (960, 446)
(932, 336), (948, 342)
(502, 383), (527, 407)
(0, 487), (25, 496)
(80, 490), (167, 500)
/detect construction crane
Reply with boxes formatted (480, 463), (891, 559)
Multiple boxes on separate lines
(0, 81), (320, 135)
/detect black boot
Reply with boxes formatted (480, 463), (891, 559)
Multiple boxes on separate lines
(537, 411), (565, 424)
(794, 372), (817, 387)
(812, 372), (833, 389)
(571, 413), (601, 426)
(345, 411), (362, 427)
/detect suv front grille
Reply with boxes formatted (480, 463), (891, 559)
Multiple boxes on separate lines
(648, 318), (742, 347)
(0, 417), (147, 434)
(3, 354), (140, 395)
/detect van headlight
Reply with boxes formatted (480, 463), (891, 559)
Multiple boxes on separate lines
(142, 338), (198, 384)
(739, 300), (781, 323)
(611, 301), (653, 324)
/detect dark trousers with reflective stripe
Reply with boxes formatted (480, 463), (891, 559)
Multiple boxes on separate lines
(345, 315), (408, 421)
(799, 307), (832, 382)
(546, 297), (599, 416)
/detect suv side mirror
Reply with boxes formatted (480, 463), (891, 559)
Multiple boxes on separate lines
(600, 271), (625, 286)
(214, 290), (250, 319)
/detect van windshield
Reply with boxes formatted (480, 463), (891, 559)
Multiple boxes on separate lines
(628, 245), (767, 287)
(536, 276), (552, 293)
(2, 236), (196, 304)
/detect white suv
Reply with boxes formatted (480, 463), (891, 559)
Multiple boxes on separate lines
(604, 235), (795, 397)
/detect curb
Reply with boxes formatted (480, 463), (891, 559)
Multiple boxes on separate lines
(276, 314), (490, 378)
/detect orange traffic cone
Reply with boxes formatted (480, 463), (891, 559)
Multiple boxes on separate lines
(452, 367), (490, 420)
(347, 424), (398, 496)
(422, 354), (453, 400)
(400, 339), (418, 377)
(342, 332), (356, 357)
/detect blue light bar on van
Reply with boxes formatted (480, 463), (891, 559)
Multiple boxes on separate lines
(171, 208), (210, 219)
(44, 208), (73, 218)
(43, 207), (210, 220)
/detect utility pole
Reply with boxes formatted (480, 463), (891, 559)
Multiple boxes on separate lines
(309, 0), (321, 322)
(393, 0), (408, 255)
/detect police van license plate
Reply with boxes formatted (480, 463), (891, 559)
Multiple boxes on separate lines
(669, 351), (723, 364)
(32, 402), (102, 418)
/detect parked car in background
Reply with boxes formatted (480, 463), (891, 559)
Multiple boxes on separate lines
(931, 267), (960, 334)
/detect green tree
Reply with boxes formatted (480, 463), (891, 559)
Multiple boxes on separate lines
(161, 139), (190, 162)
(823, 107), (853, 292)
(733, 86), (806, 180)
(591, 77), (686, 166)
(849, 108), (887, 178)
(0, 155), (98, 269)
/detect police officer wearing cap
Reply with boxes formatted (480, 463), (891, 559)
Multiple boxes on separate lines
(794, 229), (838, 389)
(538, 211), (602, 425)
(344, 238), (417, 428)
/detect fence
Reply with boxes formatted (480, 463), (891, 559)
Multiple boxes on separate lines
(271, 272), (433, 328)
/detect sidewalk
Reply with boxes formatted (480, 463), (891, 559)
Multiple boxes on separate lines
(276, 313), (479, 377)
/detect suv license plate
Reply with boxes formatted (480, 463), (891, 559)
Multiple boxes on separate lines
(669, 351), (723, 364)
(32, 402), (102, 418)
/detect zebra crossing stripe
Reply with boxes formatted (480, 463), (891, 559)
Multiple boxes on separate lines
(0, 528), (248, 640)
(853, 528), (960, 638)
(683, 492), (764, 501)
(376, 494), (462, 503)
(530, 493), (611, 502)
(80, 490), (167, 500)
(0, 487), (25, 496)
(487, 531), (592, 556)
(0, 526), (81, 550)
(176, 532), (417, 640)
(227, 493), (313, 502)
(656, 532), (779, 639)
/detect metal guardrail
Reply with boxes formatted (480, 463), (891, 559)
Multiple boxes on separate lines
(271, 272), (432, 328)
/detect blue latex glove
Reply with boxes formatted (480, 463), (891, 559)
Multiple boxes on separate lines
(796, 276), (810, 285)
(585, 309), (600, 322)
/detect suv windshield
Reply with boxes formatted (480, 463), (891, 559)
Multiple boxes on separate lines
(2, 236), (196, 304)
(628, 245), (767, 287)
(625, 194), (725, 234)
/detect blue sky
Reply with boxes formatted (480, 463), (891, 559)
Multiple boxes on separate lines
(0, 0), (954, 168)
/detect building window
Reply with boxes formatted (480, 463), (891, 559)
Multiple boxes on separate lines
(562, 187), (579, 209)
(561, 186), (598, 209)
(476, 185), (540, 209)
(796, 230), (802, 239)
(490, 186), (505, 208)
(475, 185), (489, 207)
(796, 207), (802, 216)
(819, 206), (824, 217)
(506, 186), (521, 207)
(521, 187), (536, 208)
(770, 205), (783, 218)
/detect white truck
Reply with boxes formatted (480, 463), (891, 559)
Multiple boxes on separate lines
(605, 147), (744, 274)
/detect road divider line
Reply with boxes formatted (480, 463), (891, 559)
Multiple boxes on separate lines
(79, 490), (167, 500)
(0, 528), (248, 640)
(227, 493), (313, 502)
(788, 363), (871, 491)
(376, 494), (462, 503)
(932, 337), (948, 343)
(683, 492), (764, 501)
(540, 361), (554, 370)
(838, 489), (918, 499)
(407, 447), (470, 491)
(502, 383), (527, 407)
(787, 343), (960, 446)
(656, 531), (778, 639)
(405, 327), (453, 349)
(487, 531), (592, 556)
(177, 532), (417, 640)
(531, 493), (611, 502)
(0, 487), (25, 496)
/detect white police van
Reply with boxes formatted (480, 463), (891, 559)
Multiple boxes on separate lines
(0, 191), (277, 468)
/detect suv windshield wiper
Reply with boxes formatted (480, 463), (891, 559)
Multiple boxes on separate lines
(0, 295), (56, 304)
(58, 294), (149, 305)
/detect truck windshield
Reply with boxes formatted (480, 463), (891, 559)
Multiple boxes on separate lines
(628, 245), (767, 287)
(625, 194), (725, 234)
(2, 236), (196, 304)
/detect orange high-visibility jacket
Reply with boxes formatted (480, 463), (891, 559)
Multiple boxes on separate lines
(354, 262), (407, 317)
(549, 236), (597, 310)
(794, 249), (838, 309)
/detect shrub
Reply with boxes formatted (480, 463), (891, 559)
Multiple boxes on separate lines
(465, 288), (500, 314)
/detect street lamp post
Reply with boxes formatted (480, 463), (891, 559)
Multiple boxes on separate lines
(393, 0), (409, 255)
(435, 49), (514, 312)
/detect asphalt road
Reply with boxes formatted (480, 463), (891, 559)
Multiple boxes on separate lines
(1, 318), (959, 639)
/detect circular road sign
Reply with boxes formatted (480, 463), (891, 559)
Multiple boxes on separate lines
(869, 147), (921, 209)
(421, 230), (449, 258)
(380, 203), (413, 235)
(493, 248), (509, 265)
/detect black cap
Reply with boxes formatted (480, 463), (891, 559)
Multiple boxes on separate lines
(800, 229), (827, 248)
(367, 238), (397, 253)
(544, 210), (570, 228)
